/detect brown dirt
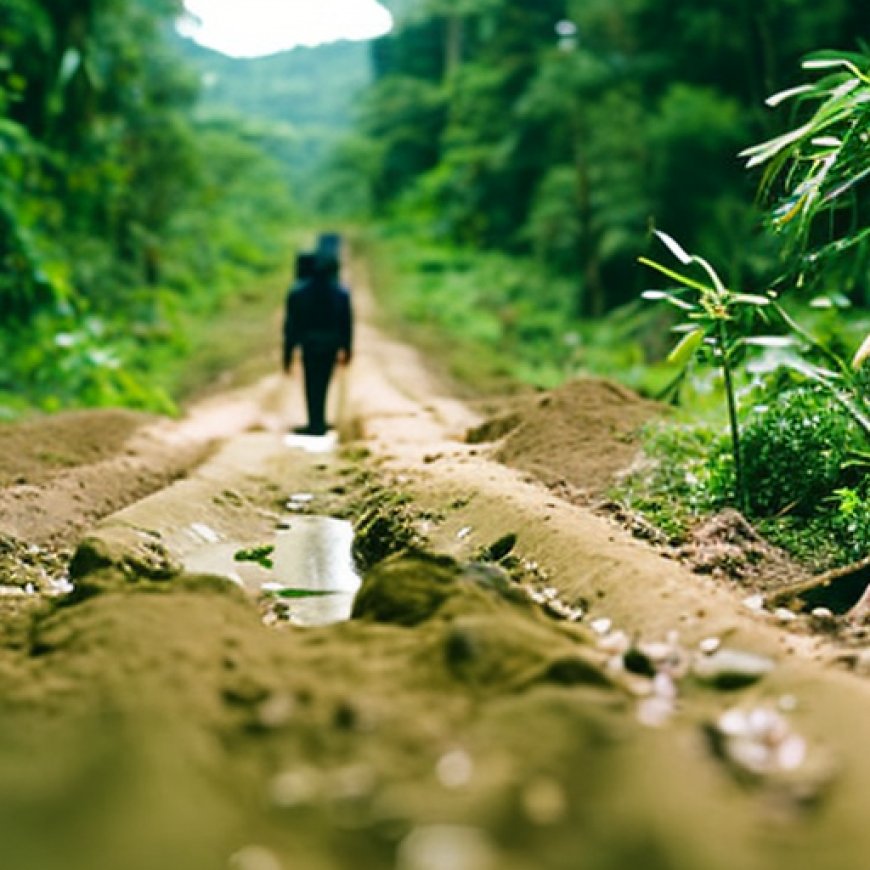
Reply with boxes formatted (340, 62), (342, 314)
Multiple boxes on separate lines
(471, 383), (816, 599)
(0, 256), (869, 870)
(675, 509), (808, 590)
(485, 377), (662, 498)
(0, 408), (151, 486)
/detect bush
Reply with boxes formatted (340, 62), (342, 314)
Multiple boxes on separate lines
(740, 388), (856, 516)
(831, 482), (870, 563)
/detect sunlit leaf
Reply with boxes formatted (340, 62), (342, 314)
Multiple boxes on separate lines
(731, 294), (771, 307)
(810, 136), (841, 148)
(653, 230), (693, 265)
(823, 165), (870, 203)
(809, 293), (851, 309)
(778, 354), (841, 382)
(764, 84), (813, 107)
(801, 57), (864, 78)
(739, 123), (814, 168)
(57, 49), (81, 89)
(852, 333), (870, 370)
(641, 289), (697, 311)
(693, 255), (727, 295)
(667, 328), (704, 366)
(741, 335), (797, 348)
(774, 195), (807, 225)
(637, 257), (712, 294)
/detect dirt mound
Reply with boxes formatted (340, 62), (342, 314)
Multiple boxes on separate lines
(0, 408), (210, 548)
(484, 378), (661, 497)
(0, 409), (153, 487)
(677, 509), (807, 590)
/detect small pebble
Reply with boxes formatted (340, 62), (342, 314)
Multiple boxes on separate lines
(699, 636), (722, 655)
(590, 617), (612, 636)
(742, 594), (765, 613)
(228, 845), (283, 870)
(270, 768), (321, 808)
(436, 749), (474, 789)
(692, 648), (775, 689)
(396, 825), (498, 870)
(521, 777), (567, 825)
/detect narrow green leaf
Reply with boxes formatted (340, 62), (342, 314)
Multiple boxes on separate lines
(802, 57), (864, 79)
(853, 333), (870, 370)
(692, 255), (727, 295)
(742, 335), (797, 348)
(764, 84), (814, 107)
(731, 293), (772, 306)
(637, 257), (712, 294)
(640, 289), (697, 311)
(273, 588), (340, 599)
(740, 123), (814, 168)
(667, 328), (704, 366)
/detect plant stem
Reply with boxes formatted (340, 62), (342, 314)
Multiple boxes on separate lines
(718, 321), (746, 512)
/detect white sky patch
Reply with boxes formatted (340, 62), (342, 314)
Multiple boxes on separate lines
(179, 0), (393, 58)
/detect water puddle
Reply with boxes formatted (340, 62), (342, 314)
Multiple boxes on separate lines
(183, 515), (360, 627)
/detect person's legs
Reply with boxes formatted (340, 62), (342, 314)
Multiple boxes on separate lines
(302, 348), (336, 435)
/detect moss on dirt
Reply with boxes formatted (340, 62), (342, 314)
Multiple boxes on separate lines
(350, 482), (426, 571)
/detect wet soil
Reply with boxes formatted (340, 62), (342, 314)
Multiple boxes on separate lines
(0, 259), (869, 870)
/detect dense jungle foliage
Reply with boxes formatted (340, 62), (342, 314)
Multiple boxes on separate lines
(352, 0), (870, 565)
(356, 0), (868, 314)
(0, 0), (295, 416)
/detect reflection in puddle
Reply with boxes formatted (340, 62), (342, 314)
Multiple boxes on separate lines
(182, 515), (360, 627)
(283, 431), (338, 454)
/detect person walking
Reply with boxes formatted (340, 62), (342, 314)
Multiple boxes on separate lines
(282, 251), (353, 436)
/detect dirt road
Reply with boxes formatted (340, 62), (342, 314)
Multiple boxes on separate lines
(1, 260), (869, 870)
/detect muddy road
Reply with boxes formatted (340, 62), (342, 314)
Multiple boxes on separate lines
(1, 264), (869, 870)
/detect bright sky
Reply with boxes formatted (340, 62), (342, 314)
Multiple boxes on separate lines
(179, 1), (393, 58)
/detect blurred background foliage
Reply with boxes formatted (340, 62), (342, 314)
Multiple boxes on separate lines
(0, 0), (296, 417)
(357, 0), (867, 314)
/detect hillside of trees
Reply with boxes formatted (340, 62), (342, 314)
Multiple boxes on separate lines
(174, 35), (372, 207)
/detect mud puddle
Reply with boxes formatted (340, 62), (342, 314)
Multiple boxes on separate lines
(183, 514), (361, 626)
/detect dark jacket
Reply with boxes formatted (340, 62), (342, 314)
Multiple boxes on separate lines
(283, 276), (353, 370)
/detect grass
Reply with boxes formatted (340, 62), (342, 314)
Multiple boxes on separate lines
(359, 227), (682, 400)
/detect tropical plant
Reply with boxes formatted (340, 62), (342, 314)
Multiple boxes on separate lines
(739, 49), (870, 299)
(639, 231), (777, 511)
(738, 49), (870, 444)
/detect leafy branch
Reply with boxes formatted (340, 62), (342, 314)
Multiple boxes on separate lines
(639, 231), (774, 512)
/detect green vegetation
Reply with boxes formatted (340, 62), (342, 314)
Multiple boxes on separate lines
(234, 544), (275, 569)
(366, 229), (684, 396)
(346, 0), (866, 311)
(347, 4), (868, 571)
(0, 0), (296, 418)
(174, 36), (372, 211)
(620, 50), (870, 569)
